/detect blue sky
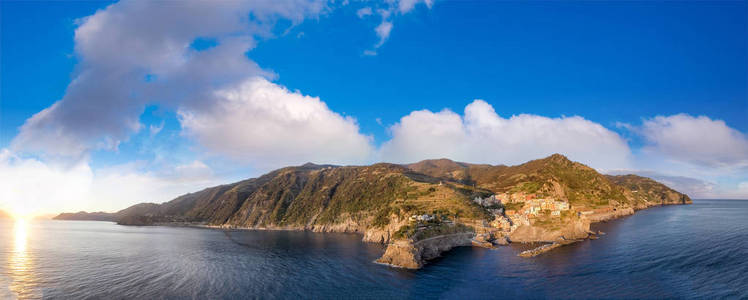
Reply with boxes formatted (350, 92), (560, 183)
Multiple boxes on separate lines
(1, 0), (747, 215)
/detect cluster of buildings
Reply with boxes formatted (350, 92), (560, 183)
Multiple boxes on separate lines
(472, 195), (500, 207)
(493, 192), (539, 204)
(514, 198), (570, 217)
(409, 214), (435, 222)
(473, 192), (575, 232)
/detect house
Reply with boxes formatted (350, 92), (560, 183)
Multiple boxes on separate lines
(411, 214), (434, 222)
(556, 201), (569, 211)
(473, 195), (499, 207)
(524, 206), (540, 216)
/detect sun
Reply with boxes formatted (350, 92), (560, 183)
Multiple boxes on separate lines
(9, 205), (34, 221)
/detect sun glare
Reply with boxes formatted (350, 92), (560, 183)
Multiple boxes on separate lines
(14, 218), (29, 252)
(9, 205), (35, 221)
(9, 216), (39, 298)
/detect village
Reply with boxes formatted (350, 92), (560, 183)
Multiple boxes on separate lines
(470, 193), (571, 231)
(403, 192), (575, 243)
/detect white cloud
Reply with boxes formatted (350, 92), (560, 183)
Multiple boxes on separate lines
(0, 150), (93, 216)
(11, 0), (327, 158)
(363, 0), (432, 54)
(637, 114), (748, 168)
(0, 149), (222, 216)
(149, 121), (165, 136)
(738, 182), (748, 195)
(374, 20), (394, 47)
(397, 0), (433, 14)
(178, 77), (374, 168)
(379, 100), (632, 171)
(357, 6), (373, 18)
(89, 161), (221, 212)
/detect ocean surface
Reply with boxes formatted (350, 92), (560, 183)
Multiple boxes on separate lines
(1, 199), (746, 299)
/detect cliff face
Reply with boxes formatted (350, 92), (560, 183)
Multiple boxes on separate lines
(605, 174), (692, 208)
(376, 233), (474, 269)
(91, 154), (692, 268)
(508, 217), (591, 243)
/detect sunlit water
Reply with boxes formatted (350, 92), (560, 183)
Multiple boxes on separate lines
(1, 200), (746, 299)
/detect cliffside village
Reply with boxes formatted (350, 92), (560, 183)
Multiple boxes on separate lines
(408, 192), (576, 234)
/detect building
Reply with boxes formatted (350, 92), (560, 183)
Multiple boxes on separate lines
(473, 195), (499, 207)
(410, 214), (435, 222)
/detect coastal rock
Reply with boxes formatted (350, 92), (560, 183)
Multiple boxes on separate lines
(362, 215), (409, 244)
(376, 233), (474, 269)
(509, 218), (590, 243)
(376, 241), (423, 269)
(491, 235), (509, 245)
(584, 207), (635, 223)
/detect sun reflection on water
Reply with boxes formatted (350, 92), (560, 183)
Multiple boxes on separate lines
(8, 218), (40, 299)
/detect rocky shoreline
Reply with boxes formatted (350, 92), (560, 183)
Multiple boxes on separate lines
(56, 155), (693, 269)
(116, 201), (690, 268)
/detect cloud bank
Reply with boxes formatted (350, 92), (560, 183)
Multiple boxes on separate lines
(637, 114), (748, 168)
(179, 77), (373, 167)
(380, 100), (632, 170)
(0, 149), (221, 216)
(11, 0), (328, 160)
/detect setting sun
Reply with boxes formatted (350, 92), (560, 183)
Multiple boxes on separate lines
(13, 218), (29, 252)
(9, 205), (34, 221)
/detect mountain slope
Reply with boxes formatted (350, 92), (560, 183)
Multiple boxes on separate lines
(606, 174), (692, 206)
(109, 154), (691, 229)
(409, 154), (634, 209)
(115, 163), (490, 233)
(70, 154), (692, 269)
(53, 211), (117, 221)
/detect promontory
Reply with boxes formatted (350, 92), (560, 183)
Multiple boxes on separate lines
(55, 154), (691, 268)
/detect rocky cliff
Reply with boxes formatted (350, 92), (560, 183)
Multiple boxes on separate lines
(605, 174), (692, 208)
(67, 154), (691, 268)
(376, 232), (474, 269)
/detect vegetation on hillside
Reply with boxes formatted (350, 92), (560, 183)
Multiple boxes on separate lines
(105, 154), (691, 237)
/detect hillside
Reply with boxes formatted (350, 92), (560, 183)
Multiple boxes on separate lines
(68, 154), (691, 269)
(53, 211), (117, 221)
(114, 163), (490, 233)
(410, 154), (635, 209)
(606, 174), (692, 206)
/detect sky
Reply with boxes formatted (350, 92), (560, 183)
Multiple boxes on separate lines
(1, 0), (747, 216)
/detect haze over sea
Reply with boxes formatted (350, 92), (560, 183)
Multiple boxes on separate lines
(1, 200), (746, 299)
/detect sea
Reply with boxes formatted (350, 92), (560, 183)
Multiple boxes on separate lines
(1, 199), (746, 299)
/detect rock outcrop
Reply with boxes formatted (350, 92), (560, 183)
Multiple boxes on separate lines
(376, 232), (474, 269)
(508, 217), (591, 243)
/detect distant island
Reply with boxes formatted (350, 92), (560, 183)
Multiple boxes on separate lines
(53, 211), (118, 222)
(55, 154), (691, 268)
